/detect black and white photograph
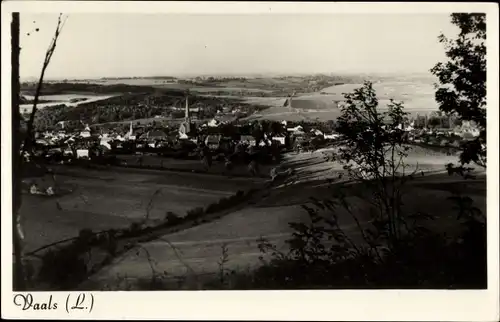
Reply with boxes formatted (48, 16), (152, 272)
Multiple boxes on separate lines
(1, 1), (498, 321)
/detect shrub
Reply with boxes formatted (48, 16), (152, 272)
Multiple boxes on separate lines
(186, 207), (205, 220)
(165, 211), (182, 225)
(105, 234), (118, 256)
(334, 81), (413, 247)
(37, 228), (97, 290)
(129, 222), (142, 233)
(38, 246), (89, 290)
(205, 203), (219, 214)
(217, 197), (228, 206)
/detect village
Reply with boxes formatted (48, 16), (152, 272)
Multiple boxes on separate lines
(27, 90), (482, 189)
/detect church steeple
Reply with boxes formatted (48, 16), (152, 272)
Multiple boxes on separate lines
(184, 91), (191, 133)
(185, 93), (190, 121)
(179, 90), (192, 137)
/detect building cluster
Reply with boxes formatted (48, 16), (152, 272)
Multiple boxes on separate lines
(30, 96), (322, 162)
(31, 94), (481, 163)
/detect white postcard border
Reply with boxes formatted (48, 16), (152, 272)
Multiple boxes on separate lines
(1, 2), (499, 321)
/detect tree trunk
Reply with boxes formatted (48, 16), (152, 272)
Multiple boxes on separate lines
(12, 12), (26, 291)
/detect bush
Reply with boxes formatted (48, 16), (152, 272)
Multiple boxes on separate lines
(186, 207), (205, 220)
(38, 247), (89, 290)
(243, 224), (485, 289)
(202, 190), (249, 215)
(37, 228), (96, 290)
(217, 197), (229, 206)
(104, 233), (118, 256)
(165, 211), (182, 225)
(129, 222), (142, 233)
(205, 203), (219, 214)
(120, 222), (144, 238)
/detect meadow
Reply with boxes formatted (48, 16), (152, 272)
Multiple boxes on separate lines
(84, 145), (486, 289)
(20, 166), (262, 254)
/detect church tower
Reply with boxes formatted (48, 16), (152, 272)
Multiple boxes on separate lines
(179, 90), (193, 137)
(283, 91), (295, 108)
(184, 92), (191, 133)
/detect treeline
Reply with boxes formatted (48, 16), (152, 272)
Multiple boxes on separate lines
(413, 113), (463, 129)
(20, 82), (184, 96)
(31, 93), (253, 131)
(194, 90), (288, 98)
(100, 76), (178, 80)
(192, 76), (248, 82)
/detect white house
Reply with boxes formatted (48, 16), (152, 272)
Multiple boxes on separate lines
(100, 137), (112, 150)
(76, 149), (89, 159)
(287, 125), (303, 132)
(272, 136), (286, 145)
(324, 133), (341, 140)
(311, 129), (323, 136)
(35, 139), (49, 146)
(207, 118), (220, 127)
(80, 126), (91, 138)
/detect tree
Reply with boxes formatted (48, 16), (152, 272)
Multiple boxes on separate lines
(270, 121), (285, 135)
(334, 81), (413, 247)
(12, 12), (24, 290)
(13, 13), (67, 290)
(428, 116), (441, 128)
(251, 122), (264, 146)
(431, 13), (486, 167)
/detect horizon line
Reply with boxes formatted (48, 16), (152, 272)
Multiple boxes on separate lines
(20, 71), (435, 82)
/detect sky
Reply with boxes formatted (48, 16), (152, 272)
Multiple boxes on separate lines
(19, 13), (458, 80)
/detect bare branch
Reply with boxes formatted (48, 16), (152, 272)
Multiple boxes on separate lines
(22, 14), (68, 157)
(156, 236), (198, 278)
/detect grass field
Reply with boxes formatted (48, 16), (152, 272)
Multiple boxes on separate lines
(245, 96), (439, 122)
(20, 166), (264, 254)
(240, 78), (439, 121)
(84, 145), (486, 289)
(87, 171), (486, 290)
(116, 154), (276, 178)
